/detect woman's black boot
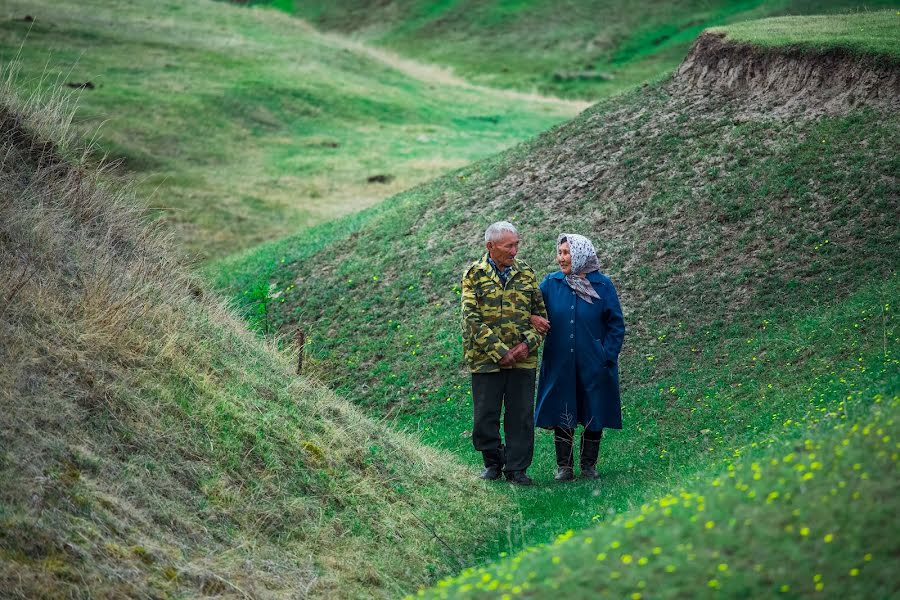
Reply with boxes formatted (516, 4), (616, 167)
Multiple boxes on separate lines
(554, 427), (574, 481)
(580, 429), (603, 480)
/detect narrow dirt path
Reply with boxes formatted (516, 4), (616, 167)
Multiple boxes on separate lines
(293, 16), (592, 114)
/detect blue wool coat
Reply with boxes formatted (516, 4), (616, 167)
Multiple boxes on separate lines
(535, 271), (625, 431)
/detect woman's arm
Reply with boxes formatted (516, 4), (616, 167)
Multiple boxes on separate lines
(526, 275), (552, 337)
(530, 314), (550, 334)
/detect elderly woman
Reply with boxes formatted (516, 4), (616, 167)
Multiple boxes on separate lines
(533, 233), (625, 481)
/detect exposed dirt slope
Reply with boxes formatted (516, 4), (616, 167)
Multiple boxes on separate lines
(0, 96), (506, 598)
(675, 32), (900, 117)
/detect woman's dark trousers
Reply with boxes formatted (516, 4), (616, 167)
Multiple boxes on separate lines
(472, 369), (535, 475)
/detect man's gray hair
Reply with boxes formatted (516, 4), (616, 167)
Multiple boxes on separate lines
(484, 221), (518, 242)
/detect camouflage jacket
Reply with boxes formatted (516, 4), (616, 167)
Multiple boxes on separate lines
(461, 254), (547, 373)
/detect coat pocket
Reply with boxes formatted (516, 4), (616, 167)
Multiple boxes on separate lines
(593, 338), (611, 366)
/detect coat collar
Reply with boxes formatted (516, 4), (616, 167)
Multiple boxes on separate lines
(550, 270), (604, 283)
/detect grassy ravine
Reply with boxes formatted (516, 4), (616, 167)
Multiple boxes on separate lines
(0, 82), (509, 597)
(213, 13), (900, 594)
(0, 0), (579, 260)
(252, 0), (898, 99)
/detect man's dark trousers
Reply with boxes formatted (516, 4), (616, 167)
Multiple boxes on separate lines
(472, 368), (535, 473)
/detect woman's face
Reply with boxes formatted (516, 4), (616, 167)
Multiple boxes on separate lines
(557, 241), (572, 275)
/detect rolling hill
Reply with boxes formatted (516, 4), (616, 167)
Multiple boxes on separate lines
(0, 0), (581, 260)
(253, 0), (899, 98)
(0, 75), (509, 599)
(2, 3), (898, 598)
(213, 10), (900, 594)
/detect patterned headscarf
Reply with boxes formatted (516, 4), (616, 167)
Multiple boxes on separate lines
(559, 233), (602, 304)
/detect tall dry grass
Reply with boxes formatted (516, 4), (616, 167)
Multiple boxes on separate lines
(0, 70), (507, 598)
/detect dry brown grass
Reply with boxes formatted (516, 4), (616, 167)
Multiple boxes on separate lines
(0, 72), (507, 598)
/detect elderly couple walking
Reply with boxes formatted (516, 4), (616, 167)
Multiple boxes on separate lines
(461, 221), (625, 485)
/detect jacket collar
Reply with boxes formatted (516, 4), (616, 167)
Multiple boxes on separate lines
(479, 253), (520, 285)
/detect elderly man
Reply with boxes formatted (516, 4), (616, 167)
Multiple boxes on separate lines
(461, 221), (548, 485)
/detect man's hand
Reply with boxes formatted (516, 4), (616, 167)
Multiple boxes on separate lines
(530, 315), (550, 335)
(500, 342), (530, 366)
(512, 342), (529, 362)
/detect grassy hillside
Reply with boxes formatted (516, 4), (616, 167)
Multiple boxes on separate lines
(0, 0), (580, 260)
(424, 389), (899, 598)
(212, 11), (900, 584)
(0, 79), (509, 598)
(709, 9), (900, 58)
(253, 0), (898, 98)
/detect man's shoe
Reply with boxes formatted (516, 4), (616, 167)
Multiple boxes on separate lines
(480, 448), (504, 481)
(555, 466), (574, 481)
(479, 465), (503, 481)
(505, 471), (533, 486)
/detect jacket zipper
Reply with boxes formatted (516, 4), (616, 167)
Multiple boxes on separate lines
(500, 271), (511, 352)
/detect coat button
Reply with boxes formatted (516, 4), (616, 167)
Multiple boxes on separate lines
(570, 334), (574, 338)
(570, 319), (574, 324)
(570, 305), (574, 309)
(570, 348), (574, 352)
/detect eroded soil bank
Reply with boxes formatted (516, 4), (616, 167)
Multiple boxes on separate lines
(674, 32), (900, 117)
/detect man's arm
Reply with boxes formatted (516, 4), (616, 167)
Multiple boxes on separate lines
(461, 270), (509, 363)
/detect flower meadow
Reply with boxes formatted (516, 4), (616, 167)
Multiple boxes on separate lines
(411, 286), (899, 599)
(414, 391), (897, 598)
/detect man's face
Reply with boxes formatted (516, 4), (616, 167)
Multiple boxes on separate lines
(486, 231), (519, 269)
(557, 241), (572, 275)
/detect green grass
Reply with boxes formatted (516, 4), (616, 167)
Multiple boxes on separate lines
(212, 12), (899, 589)
(710, 9), (900, 59)
(419, 380), (899, 597)
(0, 0), (580, 259)
(0, 65), (510, 599)
(5, 4), (899, 597)
(252, 0), (899, 98)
